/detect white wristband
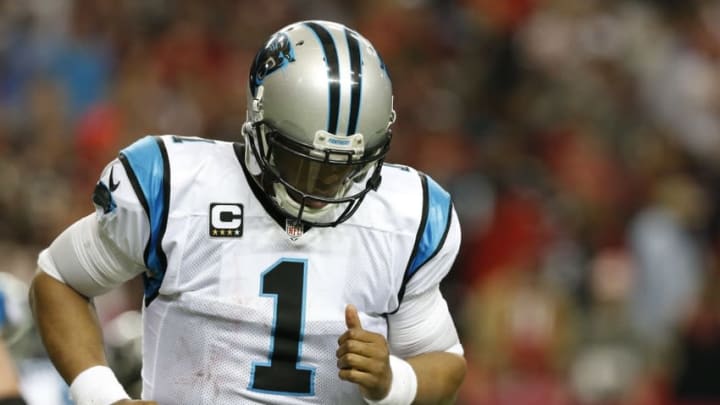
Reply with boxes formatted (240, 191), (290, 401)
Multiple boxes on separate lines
(69, 365), (130, 405)
(364, 355), (418, 405)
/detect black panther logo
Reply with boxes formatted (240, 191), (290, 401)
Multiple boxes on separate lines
(249, 32), (296, 96)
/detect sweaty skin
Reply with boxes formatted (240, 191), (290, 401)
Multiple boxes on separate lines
(30, 272), (107, 386)
(31, 272), (159, 404)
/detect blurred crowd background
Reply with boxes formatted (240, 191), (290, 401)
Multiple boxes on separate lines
(1, 0), (719, 404)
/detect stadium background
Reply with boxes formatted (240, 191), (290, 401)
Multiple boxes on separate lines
(1, 0), (720, 404)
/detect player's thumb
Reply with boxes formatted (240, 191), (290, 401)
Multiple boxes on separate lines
(345, 304), (363, 330)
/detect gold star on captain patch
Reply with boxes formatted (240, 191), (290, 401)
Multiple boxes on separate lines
(219, 229), (226, 236)
(212, 229), (218, 236)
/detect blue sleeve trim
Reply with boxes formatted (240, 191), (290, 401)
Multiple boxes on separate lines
(119, 136), (170, 306)
(389, 173), (453, 314)
(407, 174), (452, 278)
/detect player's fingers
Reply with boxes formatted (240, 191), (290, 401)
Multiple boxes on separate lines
(336, 339), (388, 360)
(337, 352), (366, 370)
(337, 328), (385, 346)
(338, 367), (379, 389)
(345, 304), (362, 330)
(337, 352), (386, 375)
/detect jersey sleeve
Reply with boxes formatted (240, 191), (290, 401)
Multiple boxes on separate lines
(92, 157), (151, 267)
(95, 135), (170, 269)
(38, 213), (147, 297)
(387, 286), (463, 358)
(386, 173), (463, 357)
(37, 136), (172, 299)
(397, 174), (461, 304)
(104, 135), (171, 302)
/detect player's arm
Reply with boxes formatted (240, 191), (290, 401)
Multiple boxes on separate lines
(30, 273), (152, 405)
(389, 184), (465, 404)
(29, 213), (152, 405)
(389, 287), (466, 405)
(29, 267), (106, 386)
(338, 188), (465, 404)
(405, 353), (465, 405)
(29, 275), (108, 403)
(338, 292), (465, 405)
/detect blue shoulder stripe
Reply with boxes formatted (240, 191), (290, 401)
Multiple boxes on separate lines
(390, 173), (453, 314)
(118, 136), (170, 306)
(407, 174), (453, 277)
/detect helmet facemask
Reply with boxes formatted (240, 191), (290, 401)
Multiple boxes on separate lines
(244, 120), (391, 227)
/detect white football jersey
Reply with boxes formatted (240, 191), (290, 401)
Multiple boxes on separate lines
(90, 135), (460, 404)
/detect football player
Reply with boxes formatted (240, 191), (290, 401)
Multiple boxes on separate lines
(30, 20), (465, 404)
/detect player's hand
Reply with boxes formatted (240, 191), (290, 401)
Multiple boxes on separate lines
(111, 400), (158, 404)
(336, 304), (392, 401)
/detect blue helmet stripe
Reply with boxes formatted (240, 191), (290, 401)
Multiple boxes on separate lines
(305, 22), (340, 134)
(345, 28), (362, 136)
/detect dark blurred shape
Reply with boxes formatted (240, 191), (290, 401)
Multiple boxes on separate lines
(672, 269), (720, 402)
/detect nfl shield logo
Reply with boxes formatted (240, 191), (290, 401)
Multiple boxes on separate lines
(285, 219), (304, 240)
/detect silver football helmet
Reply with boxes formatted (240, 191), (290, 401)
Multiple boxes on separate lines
(243, 20), (395, 227)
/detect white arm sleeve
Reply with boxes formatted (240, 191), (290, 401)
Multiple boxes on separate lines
(37, 214), (146, 298)
(387, 286), (464, 358)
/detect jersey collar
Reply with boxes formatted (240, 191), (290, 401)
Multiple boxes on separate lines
(233, 143), (312, 234)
